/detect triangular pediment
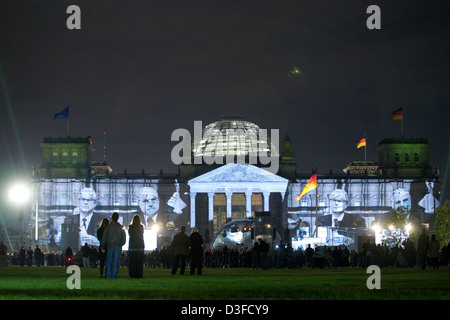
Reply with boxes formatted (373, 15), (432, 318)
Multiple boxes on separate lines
(188, 163), (288, 183)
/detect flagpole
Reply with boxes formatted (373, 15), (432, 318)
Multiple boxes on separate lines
(315, 167), (318, 237)
(67, 106), (70, 136)
(364, 133), (367, 162)
(401, 116), (404, 137)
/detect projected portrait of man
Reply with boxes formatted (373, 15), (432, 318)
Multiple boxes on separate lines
(70, 187), (102, 246)
(376, 187), (425, 227)
(318, 189), (351, 227)
(318, 189), (364, 245)
(328, 189), (349, 223)
(387, 187), (428, 224)
(391, 188), (412, 212)
(136, 187), (160, 228)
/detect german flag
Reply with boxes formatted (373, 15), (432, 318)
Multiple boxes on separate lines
(392, 107), (403, 120)
(357, 138), (366, 149)
(296, 174), (317, 201)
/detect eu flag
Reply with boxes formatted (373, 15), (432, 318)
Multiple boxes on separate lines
(53, 106), (69, 120)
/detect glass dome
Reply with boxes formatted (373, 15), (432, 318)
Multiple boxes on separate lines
(193, 117), (278, 159)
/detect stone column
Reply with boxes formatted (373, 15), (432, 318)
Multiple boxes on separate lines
(245, 191), (252, 218)
(207, 192), (215, 244)
(263, 191), (270, 211)
(226, 191), (233, 222)
(207, 192), (215, 222)
(190, 192), (197, 228)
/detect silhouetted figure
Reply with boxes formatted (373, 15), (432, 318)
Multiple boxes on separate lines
(26, 247), (33, 266)
(34, 245), (42, 267)
(189, 228), (203, 275)
(417, 229), (429, 270)
(128, 214), (145, 278)
(97, 218), (109, 277)
(429, 234), (440, 270)
(171, 226), (190, 275)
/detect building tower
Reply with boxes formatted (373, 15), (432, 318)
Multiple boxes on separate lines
(36, 136), (94, 179)
(376, 137), (433, 178)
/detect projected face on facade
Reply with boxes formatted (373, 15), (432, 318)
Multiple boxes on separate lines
(138, 187), (160, 220)
(391, 188), (412, 211)
(73, 187), (100, 247)
(328, 189), (349, 214)
(78, 188), (97, 214)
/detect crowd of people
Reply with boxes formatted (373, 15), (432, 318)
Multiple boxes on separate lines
(2, 228), (449, 272)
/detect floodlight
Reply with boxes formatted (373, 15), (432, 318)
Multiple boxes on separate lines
(404, 224), (412, 232)
(8, 184), (30, 204)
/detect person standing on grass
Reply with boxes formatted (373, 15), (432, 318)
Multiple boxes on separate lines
(34, 245), (42, 267)
(0, 241), (8, 267)
(428, 234), (440, 270)
(417, 229), (429, 270)
(252, 241), (261, 270)
(97, 218), (109, 277)
(189, 228), (203, 275)
(81, 243), (90, 268)
(26, 247), (33, 266)
(102, 212), (126, 278)
(171, 226), (190, 275)
(128, 214), (145, 278)
(258, 238), (270, 270)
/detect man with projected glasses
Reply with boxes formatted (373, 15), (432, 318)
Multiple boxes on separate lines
(71, 187), (102, 246)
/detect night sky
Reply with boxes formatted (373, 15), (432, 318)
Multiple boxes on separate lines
(1, 0), (449, 221)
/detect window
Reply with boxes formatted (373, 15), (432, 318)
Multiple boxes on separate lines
(414, 153), (419, 162)
(405, 153), (410, 162)
(62, 152), (68, 162)
(52, 152), (58, 161)
(395, 153), (400, 162)
(72, 152), (78, 162)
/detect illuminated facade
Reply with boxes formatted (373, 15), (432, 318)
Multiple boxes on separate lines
(30, 118), (440, 251)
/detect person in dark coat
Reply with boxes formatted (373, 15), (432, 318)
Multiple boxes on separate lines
(0, 241), (7, 267)
(97, 218), (109, 277)
(417, 229), (430, 270)
(128, 214), (145, 278)
(34, 245), (42, 267)
(252, 241), (261, 270)
(26, 247), (33, 266)
(189, 228), (203, 275)
(171, 226), (190, 275)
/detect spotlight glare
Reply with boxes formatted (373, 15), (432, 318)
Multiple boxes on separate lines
(9, 184), (30, 204)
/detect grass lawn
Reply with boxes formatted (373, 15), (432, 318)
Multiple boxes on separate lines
(0, 265), (449, 300)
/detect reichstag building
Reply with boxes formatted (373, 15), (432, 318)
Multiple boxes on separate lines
(30, 117), (441, 251)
